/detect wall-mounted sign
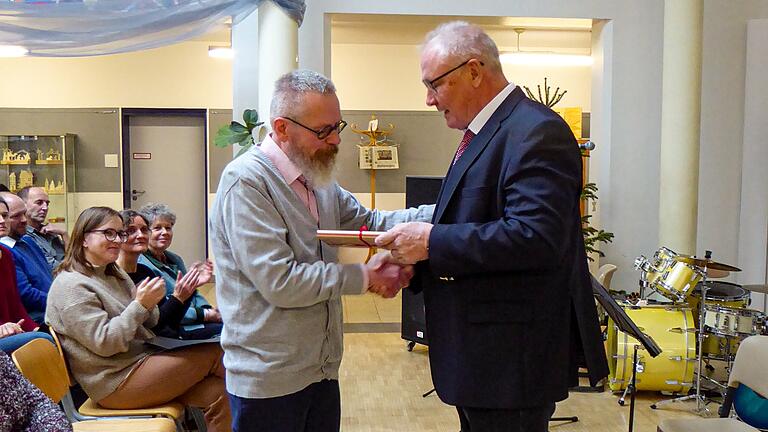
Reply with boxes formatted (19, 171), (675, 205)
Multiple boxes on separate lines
(132, 153), (151, 160)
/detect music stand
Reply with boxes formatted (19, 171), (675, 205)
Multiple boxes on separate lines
(591, 276), (662, 432)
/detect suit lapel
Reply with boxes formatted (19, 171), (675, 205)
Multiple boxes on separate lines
(433, 86), (527, 223)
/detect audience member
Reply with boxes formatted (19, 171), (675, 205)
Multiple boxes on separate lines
(0, 197), (53, 353)
(116, 209), (199, 337)
(0, 350), (72, 431)
(18, 186), (67, 270)
(0, 192), (53, 325)
(138, 203), (221, 339)
(45, 206), (231, 432)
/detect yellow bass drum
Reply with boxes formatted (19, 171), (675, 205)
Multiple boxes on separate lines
(606, 305), (696, 393)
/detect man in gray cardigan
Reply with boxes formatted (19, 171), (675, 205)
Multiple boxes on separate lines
(209, 70), (433, 432)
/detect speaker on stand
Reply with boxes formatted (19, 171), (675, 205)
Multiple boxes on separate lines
(401, 176), (443, 351)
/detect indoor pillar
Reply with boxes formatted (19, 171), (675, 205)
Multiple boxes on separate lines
(658, 0), (703, 255)
(257, 0), (298, 127)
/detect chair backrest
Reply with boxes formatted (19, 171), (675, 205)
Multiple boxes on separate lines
(49, 326), (75, 387)
(596, 264), (618, 290)
(729, 335), (768, 394)
(11, 338), (70, 403)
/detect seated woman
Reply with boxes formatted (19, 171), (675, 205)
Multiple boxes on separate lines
(45, 206), (230, 432)
(138, 203), (221, 339)
(116, 209), (199, 337)
(0, 197), (53, 354)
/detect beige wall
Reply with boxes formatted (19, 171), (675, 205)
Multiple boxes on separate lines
(332, 43), (592, 112)
(0, 41), (232, 109)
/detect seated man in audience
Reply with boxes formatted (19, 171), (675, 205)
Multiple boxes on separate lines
(0, 196), (53, 353)
(18, 186), (67, 270)
(0, 192), (53, 326)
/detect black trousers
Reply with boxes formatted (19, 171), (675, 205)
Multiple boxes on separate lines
(228, 379), (340, 432)
(457, 402), (556, 432)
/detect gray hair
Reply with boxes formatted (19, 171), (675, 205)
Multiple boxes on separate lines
(270, 69), (337, 121)
(422, 21), (502, 73)
(138, 202), (176, 226)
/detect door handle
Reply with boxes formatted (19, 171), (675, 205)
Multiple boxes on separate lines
(131, 189), (146, 201)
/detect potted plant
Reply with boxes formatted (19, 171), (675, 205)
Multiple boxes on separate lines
(214, 109), (264, 157)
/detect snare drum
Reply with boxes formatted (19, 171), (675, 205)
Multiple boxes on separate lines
(606, 305), (696, 393)
(703, 305), (765, 338)
(688, 281), (751, 323)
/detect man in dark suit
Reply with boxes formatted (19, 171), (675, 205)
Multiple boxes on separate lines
(376, 21), (608, 432)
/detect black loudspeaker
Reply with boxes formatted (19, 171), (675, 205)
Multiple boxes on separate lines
(401, 175), (443, 349)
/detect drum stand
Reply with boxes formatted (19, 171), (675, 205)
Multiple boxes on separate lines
(651, 263), (716, 416)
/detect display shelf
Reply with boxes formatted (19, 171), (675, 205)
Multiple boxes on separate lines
(0, 134), (76, 230)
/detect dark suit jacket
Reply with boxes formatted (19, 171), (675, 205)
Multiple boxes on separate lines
(414, 86), (608, 409)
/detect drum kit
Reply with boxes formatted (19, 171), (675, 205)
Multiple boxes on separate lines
(604, 247), (767, 414)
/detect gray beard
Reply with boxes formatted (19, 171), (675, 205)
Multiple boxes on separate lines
(284, 145), (337, 188)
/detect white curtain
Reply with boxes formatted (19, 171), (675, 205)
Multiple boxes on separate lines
(0, 0), (305, 57)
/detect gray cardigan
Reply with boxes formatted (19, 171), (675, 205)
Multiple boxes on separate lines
(210, 145), (433, 398)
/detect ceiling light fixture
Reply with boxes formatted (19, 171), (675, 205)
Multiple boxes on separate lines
(208, 45), (234, 59)
(0, 45), (29, 57)
(500, 28), (592, 67)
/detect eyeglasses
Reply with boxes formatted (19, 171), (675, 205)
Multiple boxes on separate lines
(284, 117), (347, 140)
(422, 59), (484, 92)
(88, 229), (128, 243)
(126, 226), (151, 236)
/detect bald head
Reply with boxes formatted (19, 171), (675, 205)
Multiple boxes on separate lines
(0, 192), (28, 239)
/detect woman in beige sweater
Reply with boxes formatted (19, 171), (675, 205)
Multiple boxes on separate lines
(45, 206), (231, 432)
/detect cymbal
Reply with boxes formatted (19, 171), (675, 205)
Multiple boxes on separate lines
(743, 284), (768, 294)
(674, 256), (742, 272)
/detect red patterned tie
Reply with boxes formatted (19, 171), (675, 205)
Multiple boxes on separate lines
(453, 129), (475, 165)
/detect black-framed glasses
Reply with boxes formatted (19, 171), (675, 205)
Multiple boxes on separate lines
(88, 228), (128, 243)
(284, 117), (347, 140)
(422, 59), (484, 92)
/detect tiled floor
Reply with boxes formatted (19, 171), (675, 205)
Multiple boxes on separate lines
(342, 292), (402, 324)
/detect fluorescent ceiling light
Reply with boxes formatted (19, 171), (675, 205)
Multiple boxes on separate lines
(208, 46), (234, 59)
(0, 45), (29, 57)
(501, 52), (593, 67)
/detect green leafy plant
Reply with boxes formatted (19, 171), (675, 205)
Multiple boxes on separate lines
(580, 177), (614, 261)
(214, 109), (263, 157)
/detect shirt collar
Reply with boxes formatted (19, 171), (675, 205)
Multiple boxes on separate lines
(259, 134), (304, 186)
(0, 236), (16, 248)
(466, 82), (517, 135)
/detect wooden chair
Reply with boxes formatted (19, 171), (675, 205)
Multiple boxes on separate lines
(48, 327), (187, 429)
(657, 335), (768, 432)
(11, 338), (176, 432)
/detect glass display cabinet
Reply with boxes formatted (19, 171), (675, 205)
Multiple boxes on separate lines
(0, 134), (76, 231)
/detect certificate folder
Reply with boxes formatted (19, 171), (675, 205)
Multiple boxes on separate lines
(317, 229), (383, 247)
(145, 335), (221, 351)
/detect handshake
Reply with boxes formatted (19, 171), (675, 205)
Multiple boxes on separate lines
(362, 221), (435, 298)
(363, 252), (415, 299)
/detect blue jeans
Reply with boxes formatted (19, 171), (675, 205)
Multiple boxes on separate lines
(229, 379), (340, 432)
(0, 332), (54, 354)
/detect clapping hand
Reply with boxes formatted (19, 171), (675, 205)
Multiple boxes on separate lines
(135, 276), (166, 310)
(189, 259), (214, 286)
(375, 222), (433, 265)
(0, 320), (25, 338)
(365, 252), (415, 298)
(173, 268), (200, 302)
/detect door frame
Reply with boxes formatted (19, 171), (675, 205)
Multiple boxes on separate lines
(121, 108), (209, 258)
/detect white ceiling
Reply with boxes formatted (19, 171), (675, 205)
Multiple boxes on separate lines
(330, 14), (593, 53)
